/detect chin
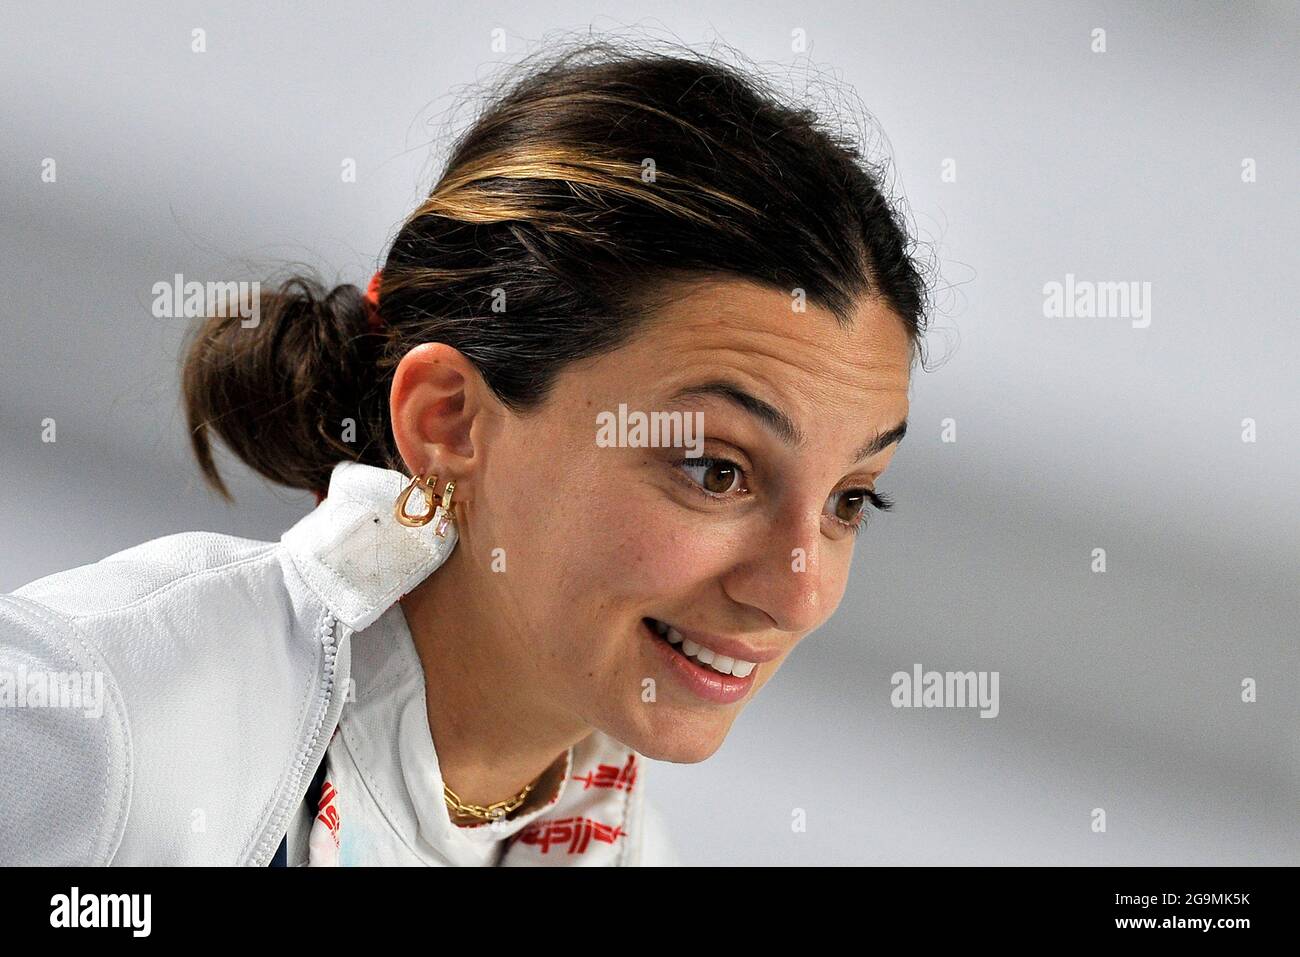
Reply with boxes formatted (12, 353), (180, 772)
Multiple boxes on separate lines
(606, 705), (737, 764)
(634, 736), (726, 765)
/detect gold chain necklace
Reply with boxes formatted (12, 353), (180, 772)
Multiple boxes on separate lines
(443, 778), (539, 824)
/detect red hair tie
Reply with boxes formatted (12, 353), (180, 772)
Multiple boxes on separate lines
(364, 269), (384, 332)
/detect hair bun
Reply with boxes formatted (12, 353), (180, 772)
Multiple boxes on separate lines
(181, 275), (392, 501)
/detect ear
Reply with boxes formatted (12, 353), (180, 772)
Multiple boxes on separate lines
(389, 342), (496, 499)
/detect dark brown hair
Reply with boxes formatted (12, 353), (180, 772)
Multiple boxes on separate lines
(182, 38), (933, 501)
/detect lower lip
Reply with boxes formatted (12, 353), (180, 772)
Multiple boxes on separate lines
(642, 618), (758, 704)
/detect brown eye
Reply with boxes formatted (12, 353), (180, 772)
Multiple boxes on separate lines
(827, 487), (894, 534)
(704, 461), (738, 493)
(833, 489), (867, 523)
(680, 457), (744, 495)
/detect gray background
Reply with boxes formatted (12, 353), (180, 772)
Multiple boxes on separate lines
(2, 1), (1296, 864)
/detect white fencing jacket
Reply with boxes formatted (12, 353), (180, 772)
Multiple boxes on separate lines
(0, 461), (676, 866)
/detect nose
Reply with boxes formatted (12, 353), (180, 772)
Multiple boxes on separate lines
(719, 505), (826, 635)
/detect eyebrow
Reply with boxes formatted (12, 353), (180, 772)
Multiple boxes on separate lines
(666, 380), (907, 464)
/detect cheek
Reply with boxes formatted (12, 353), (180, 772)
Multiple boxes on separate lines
(481, 437), (746, 608)
(562, 501), (695, 599)
(587, 519), (703, 597)
(564, 475), (742, 602)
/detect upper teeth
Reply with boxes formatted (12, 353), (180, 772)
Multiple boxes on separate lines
(651, 619), (757, 678)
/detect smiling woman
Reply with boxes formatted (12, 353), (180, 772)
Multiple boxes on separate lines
(1, 37), (931, 867)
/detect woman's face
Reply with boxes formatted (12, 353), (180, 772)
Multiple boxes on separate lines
(446, 277), (912, 763)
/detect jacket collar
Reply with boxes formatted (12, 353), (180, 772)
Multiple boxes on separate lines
(280, 461), (458, 633)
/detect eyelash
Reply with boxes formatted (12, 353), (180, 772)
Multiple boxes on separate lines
(675, 456), (894, 535)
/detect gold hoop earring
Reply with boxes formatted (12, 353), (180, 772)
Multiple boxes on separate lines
(394, 472), (457, 538)
(394, 472), (439, 527)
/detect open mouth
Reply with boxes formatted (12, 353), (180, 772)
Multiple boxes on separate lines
(641, 617), (757, 678)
